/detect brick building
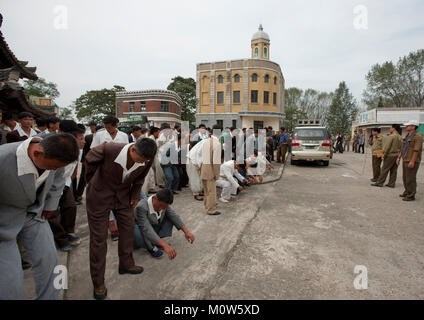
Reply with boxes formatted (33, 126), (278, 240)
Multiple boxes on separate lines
(115, 89), (182, 128)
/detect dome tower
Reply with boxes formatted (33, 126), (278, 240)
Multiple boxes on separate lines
(251, 24), (270, 60)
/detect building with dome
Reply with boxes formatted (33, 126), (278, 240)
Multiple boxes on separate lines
(195, 25), (285, 130)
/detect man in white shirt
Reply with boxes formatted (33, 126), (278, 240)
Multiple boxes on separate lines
(0, 133), (80, 300)
(191, 124), (209, 146)
(6, 112), (37, 142)
(216, 160), (248, 202)
(90, 115), (128, 149)
(186, 137), (206, 201)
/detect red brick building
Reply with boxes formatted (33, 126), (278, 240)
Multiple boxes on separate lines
(115, 89), (182, 128)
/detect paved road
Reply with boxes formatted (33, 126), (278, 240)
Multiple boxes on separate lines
(24, 151), (424, 299)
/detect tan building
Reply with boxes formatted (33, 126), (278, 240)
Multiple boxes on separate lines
(195, 25), (285, 130)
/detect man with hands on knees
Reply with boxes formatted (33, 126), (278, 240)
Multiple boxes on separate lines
(134, 189), (195, 259)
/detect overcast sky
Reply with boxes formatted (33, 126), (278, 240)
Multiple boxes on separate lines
(2, 0), (423, 111)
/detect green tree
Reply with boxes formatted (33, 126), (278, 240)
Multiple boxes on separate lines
(60, 106), (74, 120)
(74, 85), (125, 124)
(23, 77), (60, 99)
(326, 82), (358, 134)
(284, 107), (307, 131)
(167, 76), (196, 124)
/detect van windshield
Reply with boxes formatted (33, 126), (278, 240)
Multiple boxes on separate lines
(294, 128), (329, 140)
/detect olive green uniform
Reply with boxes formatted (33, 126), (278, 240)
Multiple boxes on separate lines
(370, 134), (383, 181)
(375, 132), (402, 187)
(400, 131), (423, 199)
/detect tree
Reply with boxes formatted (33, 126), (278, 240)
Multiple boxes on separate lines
(74, 85), (125, 124)
(326, 82), (358, 134)
(284, 107), (307, 131)
(167, 76), (196, 124)
(363, 49), (424, 108)
(23, 77), (60, 99)
(60, 106), (74, 120)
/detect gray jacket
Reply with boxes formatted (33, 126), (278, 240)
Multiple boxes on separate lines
(0, 142), (65, 241)
(134, 198), (184, 245)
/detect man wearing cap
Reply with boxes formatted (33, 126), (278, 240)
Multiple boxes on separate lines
(398, 120), (423, 201)
(369, 128), (383, 182)
(6, 112), (37, 143)
(133, 189), (195, 259)
(372, 124), (403, 188)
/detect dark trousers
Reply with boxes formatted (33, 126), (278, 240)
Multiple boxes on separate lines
(358, 144), (365, 154)
(76, 164), (86, 198)
(372, 155), (382, 180)
(402, 161), (420, 198)
(177, 164), (189, 190)
(86, 189), (135, 287)
(48, 186), (77, 247)
(161, 165), (180, 191)
(376, 156), (398, 187)
(133, 218), (174, 251)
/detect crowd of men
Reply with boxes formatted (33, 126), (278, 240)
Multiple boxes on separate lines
(0, 111), (288, 300)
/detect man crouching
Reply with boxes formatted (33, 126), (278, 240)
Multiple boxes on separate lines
(134, 189), (195, 259)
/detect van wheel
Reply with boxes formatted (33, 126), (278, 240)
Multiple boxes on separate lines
(291, 159), (296, 165)
(323, 161), (329, 166)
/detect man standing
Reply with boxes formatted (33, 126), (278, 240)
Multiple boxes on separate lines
(6, 112), (38, 143)
(1, 112), (20, 143)
(0, 134), (79, 299)
(277, 127), (289, 163)
(398, 120), (423, 201)
(90, 115), (128, 148)
(358, 132), (365, 154)
(369, 128), (383, 182)
(372, 124), (402, 188)
(343, 133), (351, 152)
(200, 124), (222, 216)
(84, 137), (157, 300)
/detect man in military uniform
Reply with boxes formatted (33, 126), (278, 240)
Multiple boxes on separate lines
(353, 131), (360, 153)
(371, 124), (402, 188)
(398, 120), (423, 201)
(369, 128), (383, 182)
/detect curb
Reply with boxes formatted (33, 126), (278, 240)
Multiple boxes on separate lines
(262, 153), (288, 185)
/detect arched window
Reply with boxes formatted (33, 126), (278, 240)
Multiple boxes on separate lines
(217, 75), (224, 84)
(274, 76), (277, 85)
(264, 74), (269, 83)
(254, 47), (258, 58)
(234, 74), (240, 83)
(251, 73), (258, 82)
(264, 46), (268, 58)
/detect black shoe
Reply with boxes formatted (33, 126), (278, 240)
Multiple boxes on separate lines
(402, 197), (416, 202)
(172, 191), (179, 195)
(21, 259), (31, 270)
(399, 193), (407, 197)
(208, 211), (222, 216)
(119, 265), (144, 275)
(93, 285), (107, 300)
(385, 184), (395, 188)
(370, 179), (377, 182)
(371, 183), (383, 187)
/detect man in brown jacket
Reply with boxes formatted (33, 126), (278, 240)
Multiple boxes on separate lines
(372, 124), (403, 188)
(369, 128), (383, 182)
(200, 124), (222, 216)
(398, 120), (423, 201)
(85, 137), (157, 299)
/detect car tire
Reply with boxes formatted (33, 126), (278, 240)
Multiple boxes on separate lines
(291, 159), (297, 165)
(323, 161), (329, 166)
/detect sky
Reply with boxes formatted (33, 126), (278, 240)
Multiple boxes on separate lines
(2, 0), (424, 111)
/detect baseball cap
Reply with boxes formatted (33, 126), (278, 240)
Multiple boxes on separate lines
(403, 120), (419, 127)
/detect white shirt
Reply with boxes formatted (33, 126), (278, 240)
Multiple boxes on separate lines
(114, 142), (145, 182)
(3, 122), (20, 132)
(147, 195), (165, 220)
(63, 160), (78, 187)
(90, 129), (129, 149)
(17, 125), (37, 138)
(187, 138), (207, 168)
(219, 160), (245, 190)
(16, 137), (50, 190)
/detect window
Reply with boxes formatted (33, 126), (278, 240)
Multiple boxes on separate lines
(140, 101), (146, 112)
(254, 121), (264, 131)
(274, 76), (277, 85)
(217, 120), (223, 128)
(251, 73), (258, 82)
(232, 120), (237, 128)
(129, 102), (135, 112)
(233, 90), (240, 104)
(251, 90), (258, 103)
(264, 74), (269, 83)
(273, 93), (277, 105)
(217, 91), (224, 105)
(217, 75), (224, 84)
(254, 47), (258, 58)
(160, 101), (169, 112)
(264, 47), (268, 58)
(264, 91), (269, 104)
(234, 74), (240, 83)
